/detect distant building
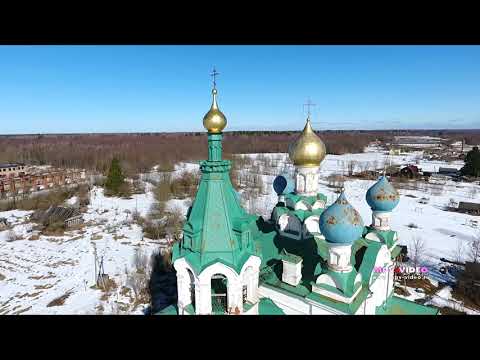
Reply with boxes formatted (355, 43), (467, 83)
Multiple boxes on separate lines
(36, 206), (84, 228)
(457, 202), (480, 215)
(399, 165), (420, 178)
(0, 218), (8, 230)
(0, 167), (87, 198)
(438, 167), (460, 176)
(393, 136), (443, 149)
(0, 163), (25, 178)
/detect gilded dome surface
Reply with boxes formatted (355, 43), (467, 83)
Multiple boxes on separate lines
(288, 118), (326, 167)
(203, 88), (227, 133)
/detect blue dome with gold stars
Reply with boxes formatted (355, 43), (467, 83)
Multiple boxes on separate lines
(319, 191), (364, 245)
(366, 176), (400, 212)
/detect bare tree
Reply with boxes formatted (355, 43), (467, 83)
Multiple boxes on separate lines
(452, 239), (466, 268)
(409, 234), (427, 268)
(469, 186), (478, 200)
(346, 160), (357, 177)
(358, 161), (370, 174)
(164, 205), (184, 242)
(126, 248), (154, 305)
(468, 233), (480, 263)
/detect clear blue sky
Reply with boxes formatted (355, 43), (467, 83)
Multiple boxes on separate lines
(0, 45), (479, 134)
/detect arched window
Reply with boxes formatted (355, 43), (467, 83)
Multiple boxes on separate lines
(211, 274), (228, 314)
(297, 174), (306, 193)
(187, 269), (195, 309)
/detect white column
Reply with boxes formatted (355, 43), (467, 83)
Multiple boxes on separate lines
(372, 211), (392, 231)
(327, 243), (353, 272)
(197, 282), (211, 315)
(176, 275), (190, 311)
(250, 269), (260, 302)
(228, 279), (243, 313)
(295, 166), (319, 196)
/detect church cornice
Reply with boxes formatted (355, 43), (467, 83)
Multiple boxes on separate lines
(199, 160), (231, 174)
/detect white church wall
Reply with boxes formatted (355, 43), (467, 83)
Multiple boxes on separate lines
(303, 215), (320, 236)
(294, 200), (310, 211)
(281, 260), (302, 286)
(367, 245), (395, 309)
(199, 262), (242, 314)
(239, 255), (262, 303)
(173, 257), (198, 314)
(259, 285), (350, 315)
(372, 211), (392, 231)
(327, 244), (353, 272)
(295, 166), (319, 196)
(258, 285), (311, 314)
(312, 200), (326, 210)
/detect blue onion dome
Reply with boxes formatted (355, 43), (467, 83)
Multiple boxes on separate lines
(273, 173), (295, 195)
(319, 191), (364, 245)
(366, 176), (400, 212)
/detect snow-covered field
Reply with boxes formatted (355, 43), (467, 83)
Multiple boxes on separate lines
(0, 187), (161, 315)
(1, 145), (479, 314)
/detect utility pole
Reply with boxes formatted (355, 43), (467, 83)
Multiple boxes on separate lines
(93, 243), (97, 285)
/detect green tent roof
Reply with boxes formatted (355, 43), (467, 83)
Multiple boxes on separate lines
(174, 147), (262, 274)
(155, 304), (178, 315)
(280, 249), (303, 264)
(258, 298), (285, 315)
(376, 296), (439, 315)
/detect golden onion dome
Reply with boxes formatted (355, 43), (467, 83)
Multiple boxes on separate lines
(203, 88), (227, 133)
(288, 117), (326, 167)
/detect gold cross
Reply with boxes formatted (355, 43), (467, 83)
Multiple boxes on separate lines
(303, 98), (316, 118)
(210, 67), (220, 88)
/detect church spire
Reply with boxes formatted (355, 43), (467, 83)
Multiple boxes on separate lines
(203, 67), (227, 134)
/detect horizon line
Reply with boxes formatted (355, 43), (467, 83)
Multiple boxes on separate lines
(1, 128), (480, 136)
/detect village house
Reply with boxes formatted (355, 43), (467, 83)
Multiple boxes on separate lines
(438, 167), (460, 177)
(399, 164), (421, 178)
(0, 167), (87, 198)
(0, 163), (26, 178)
(36, 206), (84, 228)
(457, 202), (480, 216)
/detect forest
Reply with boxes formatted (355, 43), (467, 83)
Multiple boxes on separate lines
(1, 129), (479, 175)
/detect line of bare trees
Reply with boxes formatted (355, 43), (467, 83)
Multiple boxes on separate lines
(0, 131), (388, 175)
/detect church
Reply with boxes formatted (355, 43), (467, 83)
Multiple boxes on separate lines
(159, 73), (439, 315)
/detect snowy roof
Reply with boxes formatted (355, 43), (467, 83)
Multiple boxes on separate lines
(0, 163), (24, 168)
(40, 206), (82, 224)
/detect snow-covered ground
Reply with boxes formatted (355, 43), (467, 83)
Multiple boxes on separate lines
(1, 144), (479, 315)
(0, 186), (161, 315)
